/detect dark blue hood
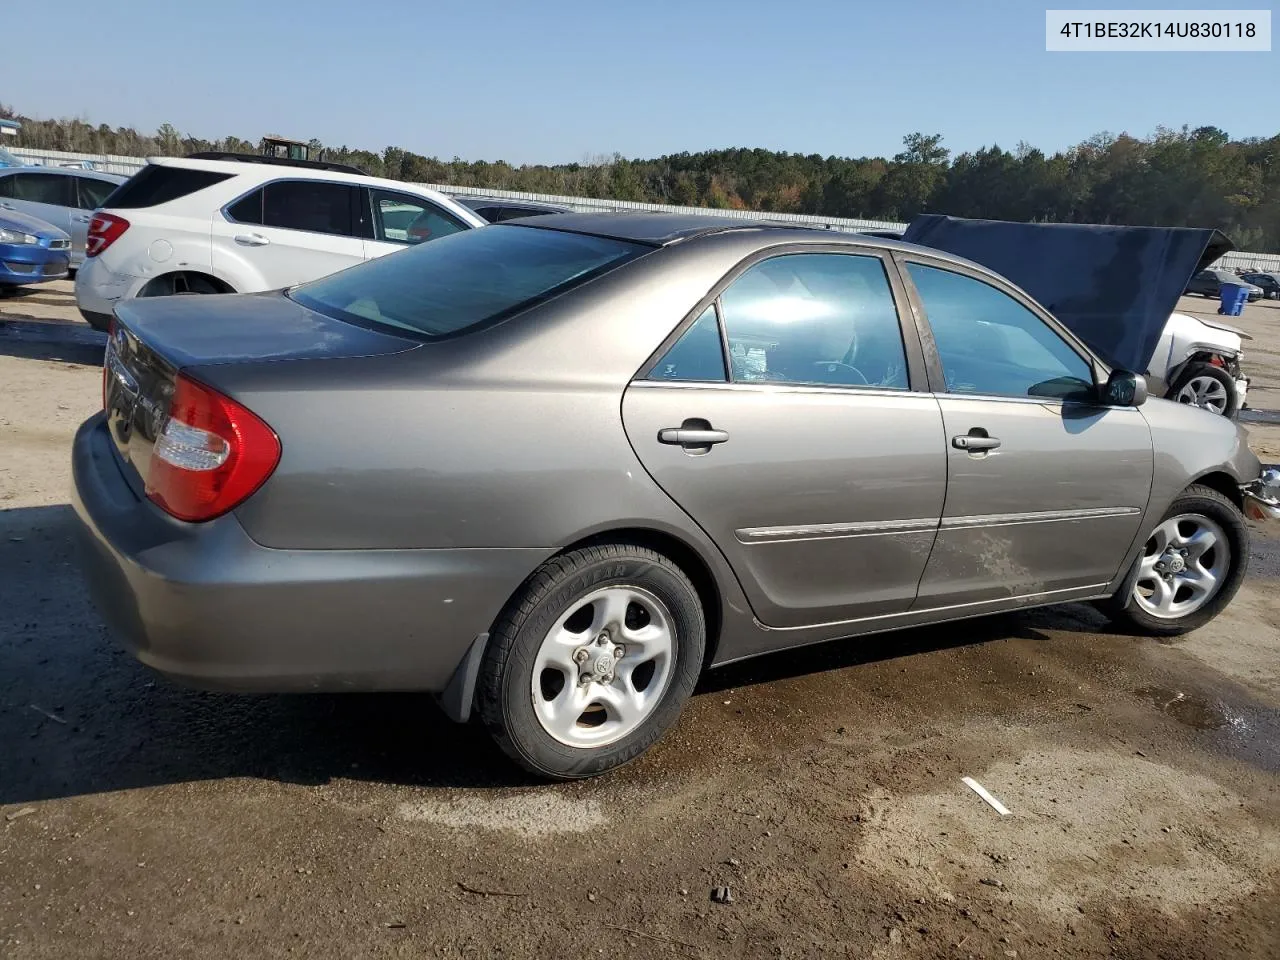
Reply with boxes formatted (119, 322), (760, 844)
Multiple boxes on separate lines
(0, 208), (70, 241)
(901, 215), (1233, 372)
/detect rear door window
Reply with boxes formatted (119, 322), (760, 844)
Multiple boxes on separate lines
(255, 180), (359, 237)
(104, 166), (231, 208)
(717, 253), (910, 390)
(649, 306), (728, 382)
(8, 172), (73, 206)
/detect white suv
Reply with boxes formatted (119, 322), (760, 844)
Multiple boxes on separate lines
(75, 154), (486, 331)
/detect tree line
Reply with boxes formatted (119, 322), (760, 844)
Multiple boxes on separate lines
(3, 105), (1277, 250)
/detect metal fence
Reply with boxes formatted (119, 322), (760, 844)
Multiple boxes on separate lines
(9, 145), (1278, 272)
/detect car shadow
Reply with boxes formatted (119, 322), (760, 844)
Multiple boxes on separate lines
(0, 317), (105, 365)
(0, 502), (1116, 806)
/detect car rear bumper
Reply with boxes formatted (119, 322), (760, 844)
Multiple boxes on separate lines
(0, 242), (69, 285)
(70, 413), (549, 693)
(74, 256), (141, 325)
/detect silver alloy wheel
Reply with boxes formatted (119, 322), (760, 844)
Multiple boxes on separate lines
(531, 585), (676, 748)
(1174, 375), (1229, 414)
(1132, 513), (1230, 619)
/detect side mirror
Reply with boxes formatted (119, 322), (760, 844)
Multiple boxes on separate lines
(1102, 369), (1148, 407)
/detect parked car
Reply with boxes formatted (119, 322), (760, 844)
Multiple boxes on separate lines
(0, 208), (71, 289)
(1185, 268), (1263, 301)
(1148, 312), (1250, 418)
(71, 213), (1280, 779)
(0, 146), (23, 168)
(1241, 271), (1280, 299)
(74, 152), (486, 331)
(453, 195), (576, 223)
(0, 166), (126, 268)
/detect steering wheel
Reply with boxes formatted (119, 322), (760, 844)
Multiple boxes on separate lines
(812, 360), (869, 385)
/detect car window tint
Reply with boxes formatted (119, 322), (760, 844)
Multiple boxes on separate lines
(76, 177), (118, 209)
(370, 189), (467, 244)
(8, 173), (72, 205)
(105, 166), (231, 208)
(0, 175), (13, 198)
(907, 263), (1095, 402)
(649, 306), (727, 382)
(290, 224), (647, 339)
(262, 181), (356, 236)
(226, 187), (264, 224)
(717, 253), (908, 390)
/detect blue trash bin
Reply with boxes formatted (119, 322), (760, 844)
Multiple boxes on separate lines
(1219, 283), (1249, 317)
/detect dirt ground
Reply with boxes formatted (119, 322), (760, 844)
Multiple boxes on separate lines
(2, 284), (1279, 959)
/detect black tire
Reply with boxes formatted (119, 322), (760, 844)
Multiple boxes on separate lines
(1099, 484), (1249, 637)
(1167, 362), (1240, 419)
(477, 543), (706, 780)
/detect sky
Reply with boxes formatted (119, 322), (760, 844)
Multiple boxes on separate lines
(4, 0), (1277, 165)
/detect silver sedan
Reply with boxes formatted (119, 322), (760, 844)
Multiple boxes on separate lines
(71, 213), (1278, 779)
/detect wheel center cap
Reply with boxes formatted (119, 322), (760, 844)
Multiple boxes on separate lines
(1157, 550), (1187, 574)
(576, 632), (621, 683)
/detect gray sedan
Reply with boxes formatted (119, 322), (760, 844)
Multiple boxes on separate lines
(71, 214), (1280, 779)
(0, 166), (126, 267)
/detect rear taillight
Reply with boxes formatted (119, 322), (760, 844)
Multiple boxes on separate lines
(145, 374), (281, 522)
(86, 213), (129, 257)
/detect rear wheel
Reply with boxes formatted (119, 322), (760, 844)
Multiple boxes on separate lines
(1101, 485), (1248, 636)
(1169, 363), (1239, 419)
(477, 544), (705, 779)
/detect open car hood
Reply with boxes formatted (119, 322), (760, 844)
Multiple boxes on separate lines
(901, 215), (1233, 372)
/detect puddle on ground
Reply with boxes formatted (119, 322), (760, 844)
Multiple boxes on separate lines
(1135, 686), (1245, 732)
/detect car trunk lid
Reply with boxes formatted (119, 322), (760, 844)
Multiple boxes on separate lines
(104, 292), (419, 490)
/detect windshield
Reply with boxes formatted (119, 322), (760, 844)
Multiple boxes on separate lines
(289, 225), (649, 338)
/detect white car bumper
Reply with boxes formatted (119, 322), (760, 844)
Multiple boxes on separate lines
(75, 257), (144, 330)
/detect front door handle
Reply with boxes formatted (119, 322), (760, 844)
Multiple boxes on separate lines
(73, 215), (91, 223)
(659, 427), (729, 446)
(952, 433), (1001, 452)
(234, 233), (271, 247)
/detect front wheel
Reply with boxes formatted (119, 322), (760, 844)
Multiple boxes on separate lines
(1169, 362), (1239, 419)
(1101, 485), (1248, 636)
(477, 544), (706, 779)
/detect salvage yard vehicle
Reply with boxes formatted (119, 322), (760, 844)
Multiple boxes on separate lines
(0, 165), (126, 267)
(1185, 268), (1263, 301)
(73, 152), (485, 331)
(900, 216), (1254, 420)
(0, 208), (71, 289)
(71, 213), (1280, 780)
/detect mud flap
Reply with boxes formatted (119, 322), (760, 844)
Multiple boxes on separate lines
(434, 632), (488, 724)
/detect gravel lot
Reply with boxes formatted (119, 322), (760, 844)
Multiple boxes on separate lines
(2, 282), (1279, 959)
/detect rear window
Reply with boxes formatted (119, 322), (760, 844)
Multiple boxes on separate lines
(289, 224), (648, 339)
(103, 165), (232, 209)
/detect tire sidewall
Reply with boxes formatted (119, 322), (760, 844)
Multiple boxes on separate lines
(496, 553), (705, 779)
(1116, 488), (1249, 635)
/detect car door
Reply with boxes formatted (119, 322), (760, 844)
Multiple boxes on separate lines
(0, 171), (74, 237)
(362, 188), (470, 260)
(70, 176), (119, 265)
(898, 256), (1154, 609)
(622, 248), (947, 628)
(211, 179), (366, 290)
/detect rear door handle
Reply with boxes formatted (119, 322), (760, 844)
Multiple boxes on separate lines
(659, 427), (729, 446)
(234, 233), (271, 247)
(952, 434), (1001, 451)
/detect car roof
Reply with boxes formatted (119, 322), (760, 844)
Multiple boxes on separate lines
(0, 166), (125, 182)
(510, 211), (973, 261)
(145, 155), (453, 197)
